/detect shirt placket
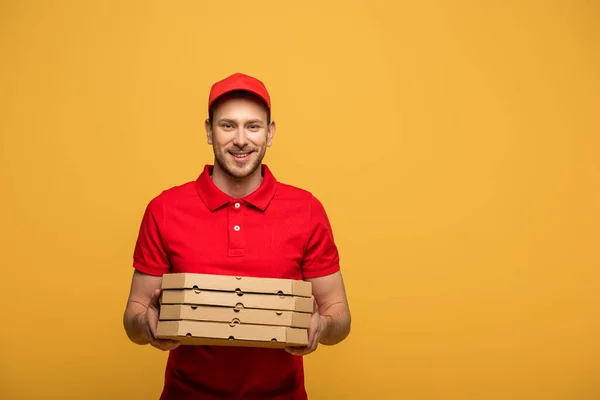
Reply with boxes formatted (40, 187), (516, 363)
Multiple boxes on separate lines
(228, 200), (246, 257)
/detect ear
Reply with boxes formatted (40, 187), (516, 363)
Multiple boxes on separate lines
(205, 118), (213, 145)
(266, 120), (276, 147)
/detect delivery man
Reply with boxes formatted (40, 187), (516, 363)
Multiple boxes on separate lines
(122, 72), (351, 399)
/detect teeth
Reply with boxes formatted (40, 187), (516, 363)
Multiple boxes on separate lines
(232, 153), (249, 158)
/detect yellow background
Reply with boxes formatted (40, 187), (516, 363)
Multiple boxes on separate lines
(1, 1), (598, 399)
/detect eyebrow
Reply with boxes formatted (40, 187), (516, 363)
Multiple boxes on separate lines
(217, 118), (264, 125)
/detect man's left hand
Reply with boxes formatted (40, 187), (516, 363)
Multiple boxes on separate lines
(285, 297), (326, 356)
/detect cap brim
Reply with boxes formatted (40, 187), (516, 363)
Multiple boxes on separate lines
(209, 88), (270, 110)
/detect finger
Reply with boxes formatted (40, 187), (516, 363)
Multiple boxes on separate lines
(153, 343), (175, 351)
(311, 324), (321, 350)
(307, 326), (315, 346)
(163, 341), (180, 351)
(285, 346), (307, 356)
(160, 341), (179, 351)
(309, 334), (317, 351)
(147, 313), (158, 338)
(147, 297), (161, 338)
(150, 337), (180, 351)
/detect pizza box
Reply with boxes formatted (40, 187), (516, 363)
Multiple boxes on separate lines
(159, 303), (312, 328)
(161, 272), (312, 298)
(160, 288), (314, 313)
(155, 320), (308, 348)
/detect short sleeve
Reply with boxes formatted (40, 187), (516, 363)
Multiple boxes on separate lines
(132, 196), (171, 276)
(301, 195), (341, 279)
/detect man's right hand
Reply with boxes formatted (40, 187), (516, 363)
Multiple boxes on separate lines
(144, 289), (180, 351)
(123, 270), (180, 351)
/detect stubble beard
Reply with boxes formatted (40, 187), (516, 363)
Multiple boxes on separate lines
(213, 144), (266, 181)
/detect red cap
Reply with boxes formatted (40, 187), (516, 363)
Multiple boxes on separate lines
(208, 73), (271, 112)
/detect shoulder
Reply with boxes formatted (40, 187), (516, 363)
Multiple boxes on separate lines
(273, 181), (331, 223)
(142, 179), (198, 210)
(275, 181), (312, 199)
(274, 181), (325, 207)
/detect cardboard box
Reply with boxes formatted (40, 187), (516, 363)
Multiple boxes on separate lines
(155, 272), (313, 349)
(160, 288), (314, 313)
(156, 320), (309, 348)
(159, 304), (312, 328)
(161, 272), (312, 298)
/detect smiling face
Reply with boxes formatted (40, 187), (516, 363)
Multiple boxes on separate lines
(205, 91), (275, 181)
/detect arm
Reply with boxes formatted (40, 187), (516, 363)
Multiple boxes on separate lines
(124, 195), (177, 350)
(286, 194), (350, 355)
(309, 270), (351, 345)
(122, 269), (179, 350)
(286, 270), (351, 356)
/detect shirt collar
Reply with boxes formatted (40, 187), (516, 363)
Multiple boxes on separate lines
(195, 164), (278, 212)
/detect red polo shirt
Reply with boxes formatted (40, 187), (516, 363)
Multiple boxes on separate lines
(132, 164), (340, 400)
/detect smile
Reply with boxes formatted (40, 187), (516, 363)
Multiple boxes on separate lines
(229, 151), (253, 161)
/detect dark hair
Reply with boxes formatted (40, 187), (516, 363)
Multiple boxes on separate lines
(208, 90), (271, 126)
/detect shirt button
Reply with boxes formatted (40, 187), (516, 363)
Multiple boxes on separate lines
(234, 202), (241, 209)
(233, 225), (240, 231)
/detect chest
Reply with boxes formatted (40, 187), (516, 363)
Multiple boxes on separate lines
(163, 201), (309, 280)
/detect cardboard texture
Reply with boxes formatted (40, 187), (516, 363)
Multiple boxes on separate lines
(160, 288), (314, 313)
(156, 320), (309, 348)
(155, 272), (313, 348)
(160, 304), (312, 328)
(161, 272), (312, 298)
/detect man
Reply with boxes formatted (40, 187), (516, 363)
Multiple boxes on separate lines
(122, 72), (351, 399)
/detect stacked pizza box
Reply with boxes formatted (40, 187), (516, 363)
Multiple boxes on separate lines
(155, 273), (313, 348)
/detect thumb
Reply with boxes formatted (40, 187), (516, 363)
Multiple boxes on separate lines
(150, 289), (161, 309)
(147, 290), (161, 337)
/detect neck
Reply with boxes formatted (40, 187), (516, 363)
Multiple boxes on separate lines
(211, 162), (264, 198)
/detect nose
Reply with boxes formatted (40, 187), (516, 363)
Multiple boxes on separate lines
(232, 126), (249, 148)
